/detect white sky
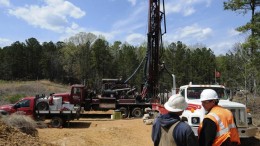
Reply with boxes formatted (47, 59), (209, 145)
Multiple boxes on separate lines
(0, 0), (251, 55)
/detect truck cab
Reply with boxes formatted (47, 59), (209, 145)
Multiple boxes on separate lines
(0, 95), (80, 128)
(52, 84), (86, 105)
(0, 96), (50, 116)
(0, 97), (36, 116)
(180, 83), (258, 138)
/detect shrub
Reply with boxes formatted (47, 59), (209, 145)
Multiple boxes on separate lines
(8, 94), (25, 104)
(0, 97), (10, 105)
(1, 113), (38, 137)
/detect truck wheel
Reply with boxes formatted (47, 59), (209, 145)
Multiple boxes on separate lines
(36, 102), (49, 110)
(51, 117), (63, 128)
(0, 110), (8, 116)
(119, 107), (129, 118)
(131, 107), (143, 118)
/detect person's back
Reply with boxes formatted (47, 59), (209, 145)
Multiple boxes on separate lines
(158, 117), (179, 146)
(152, 94), (199, 146)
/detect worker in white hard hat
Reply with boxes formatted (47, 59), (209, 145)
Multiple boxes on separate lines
(198, 89), (240, 146)
(152, 94), (198, 146)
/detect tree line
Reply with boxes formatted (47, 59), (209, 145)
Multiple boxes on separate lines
(0, 0), (259, 94)
(0, 33), (217, 91)
(0, 31), (258, 95)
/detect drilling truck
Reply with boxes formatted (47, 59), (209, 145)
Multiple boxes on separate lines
(0, 94), (80, 128)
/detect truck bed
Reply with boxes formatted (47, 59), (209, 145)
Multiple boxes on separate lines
(35, 110), (78, 114)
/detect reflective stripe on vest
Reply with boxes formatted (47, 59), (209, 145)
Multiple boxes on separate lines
(207, 112), (236, 137)
(208, 113), (226, 137)
(198, 106), (240, 146)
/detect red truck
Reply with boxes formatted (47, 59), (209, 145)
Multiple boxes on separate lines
(0, 95), (80, 128)
(52, 79), (154, 118)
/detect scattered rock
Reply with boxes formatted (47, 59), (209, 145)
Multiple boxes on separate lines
(143, 113), (154, 125)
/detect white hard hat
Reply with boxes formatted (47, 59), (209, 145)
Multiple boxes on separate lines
(200, 89), (219, 101)
(164, 94), (188, 112)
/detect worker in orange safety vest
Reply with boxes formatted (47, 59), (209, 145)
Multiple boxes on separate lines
(198, 89), (240, 146)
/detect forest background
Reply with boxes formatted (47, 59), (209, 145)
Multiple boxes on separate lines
(0, 0), (259, 96)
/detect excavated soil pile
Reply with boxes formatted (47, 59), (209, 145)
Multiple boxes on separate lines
(0, 120), (54, 146)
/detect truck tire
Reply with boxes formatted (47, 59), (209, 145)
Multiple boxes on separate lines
(0, 110), (8, 116)
(36, 101), (49, 110)
(119, 107), (129, 118)
(131, 107), (143, 118)
(51, 117), (63, 128)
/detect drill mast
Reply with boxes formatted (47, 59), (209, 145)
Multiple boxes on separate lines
(142, 0), (166, 100)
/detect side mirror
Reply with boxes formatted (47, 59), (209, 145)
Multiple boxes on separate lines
(181, 116), (188, 122)
(226, 88), (234, 101)
(229, 90), (234, 101)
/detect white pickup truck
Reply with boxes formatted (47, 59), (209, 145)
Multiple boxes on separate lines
(179, 83), (258, 138)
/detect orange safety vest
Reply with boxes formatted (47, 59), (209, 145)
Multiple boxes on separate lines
(198, 106), (240, 146)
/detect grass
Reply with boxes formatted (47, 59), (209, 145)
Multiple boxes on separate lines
(0, 80), (70, 104)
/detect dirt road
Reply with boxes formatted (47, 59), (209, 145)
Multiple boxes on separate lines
(38, 118), (153, 146)
(38, 118), (259, 146)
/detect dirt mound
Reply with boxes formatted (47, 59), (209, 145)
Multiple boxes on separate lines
(1, 113), (39, 137)
(0, 120), (55, 146)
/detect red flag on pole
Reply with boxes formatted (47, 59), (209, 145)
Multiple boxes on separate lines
(215, 71), (221, 78)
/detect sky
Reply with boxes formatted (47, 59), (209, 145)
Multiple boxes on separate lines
(0, 0), (251, 55)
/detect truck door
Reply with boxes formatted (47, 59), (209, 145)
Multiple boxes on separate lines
(71, 87), (82, 105)
(15, 99), (34, 115)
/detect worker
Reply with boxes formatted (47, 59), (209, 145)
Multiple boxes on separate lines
(198, 89), (240, 146)
(152, 94), (199, 146)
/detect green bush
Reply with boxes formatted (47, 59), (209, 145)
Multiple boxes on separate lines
(8, 94), (25, 104)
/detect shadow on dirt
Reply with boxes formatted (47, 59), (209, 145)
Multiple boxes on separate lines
(63, 122), (91, 128)
(81, 114), (111, 118)
(76, 117), (114, 122)
(240, 137), (260, 146)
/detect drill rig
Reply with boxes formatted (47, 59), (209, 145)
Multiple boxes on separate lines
(142, 0), (165, 99)
(141, 0), (172, 113)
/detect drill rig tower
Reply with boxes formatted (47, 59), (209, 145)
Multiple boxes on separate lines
(142, 0), (166, 101)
